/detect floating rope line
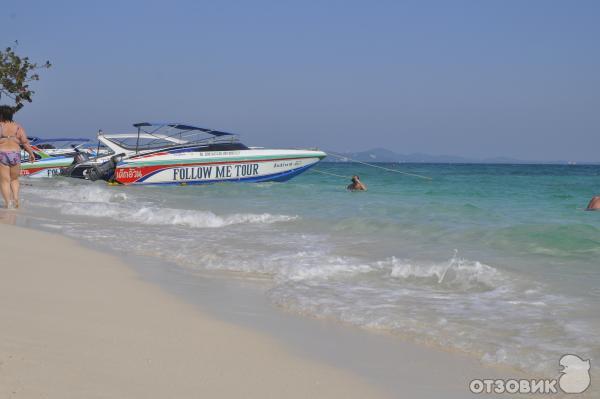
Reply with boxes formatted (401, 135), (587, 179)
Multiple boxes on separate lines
(325, 151), (433, 180)
(310, 169), (350, 179)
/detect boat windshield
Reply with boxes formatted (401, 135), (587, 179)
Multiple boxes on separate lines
(104, 136), (182, 151)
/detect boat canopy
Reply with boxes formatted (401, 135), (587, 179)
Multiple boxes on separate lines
(96, 122), (244, 155)
(132, 122), (235, 137)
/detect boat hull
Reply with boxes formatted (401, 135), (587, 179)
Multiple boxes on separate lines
(20, 157), (74, 178)
(113, 150), (325, 185)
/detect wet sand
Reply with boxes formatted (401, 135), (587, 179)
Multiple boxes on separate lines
(0, 223), (389, 398)
(0, 218), (527, 398)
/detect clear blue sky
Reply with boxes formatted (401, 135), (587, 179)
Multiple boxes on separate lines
(2, 0), (599, 161)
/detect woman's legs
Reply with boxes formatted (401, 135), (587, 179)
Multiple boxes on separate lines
(9, 165), (20, 208)
(0, 164), (11, 208)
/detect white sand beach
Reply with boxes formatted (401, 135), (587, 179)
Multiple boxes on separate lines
(0, 223), (390, 399)
(0, 219), (537, 399)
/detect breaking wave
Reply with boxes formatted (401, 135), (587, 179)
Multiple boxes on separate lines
(61, 203), (297, 228)
(384, 255), (503, 291)
(26, 182), (297, 228)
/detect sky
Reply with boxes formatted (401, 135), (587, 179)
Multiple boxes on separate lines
(1, 0), (599, 161)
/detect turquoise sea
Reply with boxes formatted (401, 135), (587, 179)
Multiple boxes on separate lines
(19, 163), (600, 375)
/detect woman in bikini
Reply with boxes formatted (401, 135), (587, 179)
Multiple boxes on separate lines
(0, 105), (36, 209)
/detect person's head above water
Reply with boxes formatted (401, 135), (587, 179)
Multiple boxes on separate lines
(347, 175), (366, 191)
(0, 105), (15, 122)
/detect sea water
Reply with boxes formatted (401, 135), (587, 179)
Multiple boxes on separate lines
(18, 163), (600, 375)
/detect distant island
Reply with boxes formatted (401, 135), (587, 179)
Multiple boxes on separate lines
(324, 148), (598, 165)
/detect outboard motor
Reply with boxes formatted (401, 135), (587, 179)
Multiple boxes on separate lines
(87, 154), (122, 182)
(60, 149), (91, 177)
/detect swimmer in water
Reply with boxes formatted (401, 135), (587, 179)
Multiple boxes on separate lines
(347, 175), (367, 191)
(586, 196), (600, 211)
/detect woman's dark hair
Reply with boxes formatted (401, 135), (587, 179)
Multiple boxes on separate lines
(0, 105), (15, 122)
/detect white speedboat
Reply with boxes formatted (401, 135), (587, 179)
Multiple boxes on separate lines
(67, 122), (326, 185)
